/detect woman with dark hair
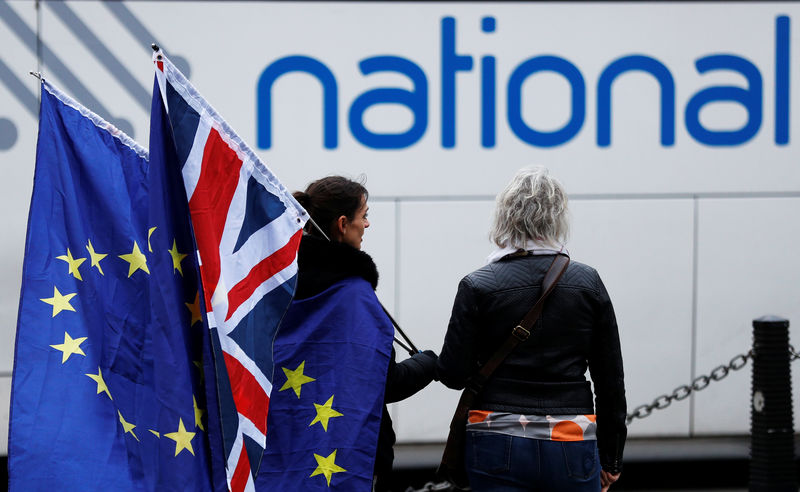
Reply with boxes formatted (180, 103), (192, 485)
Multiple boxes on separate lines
(291, 175), (438, 491)
(436, 167), (627, 491)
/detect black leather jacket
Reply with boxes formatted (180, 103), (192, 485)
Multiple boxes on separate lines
(436, 253), (627, 474)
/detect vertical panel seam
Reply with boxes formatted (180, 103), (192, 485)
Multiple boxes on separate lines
(394, 197), (401, 322)
(391, 197), (401, 426)
(36, 0), (41, 100)
(689, 195), (700, 436)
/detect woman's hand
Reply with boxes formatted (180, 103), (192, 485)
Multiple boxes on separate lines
(600, 470), (620, 492)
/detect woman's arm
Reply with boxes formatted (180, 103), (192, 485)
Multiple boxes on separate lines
(384, 349), (438, 403)
(588, 274), (627, 476)
(435, 276), (480, 390)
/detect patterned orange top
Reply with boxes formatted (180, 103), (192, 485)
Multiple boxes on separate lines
(466, 410), (597, 441)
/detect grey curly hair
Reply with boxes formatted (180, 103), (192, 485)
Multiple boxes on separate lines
(489, 166), (570, 248)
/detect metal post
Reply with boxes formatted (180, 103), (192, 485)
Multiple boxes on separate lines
(750, 315), (796, 492)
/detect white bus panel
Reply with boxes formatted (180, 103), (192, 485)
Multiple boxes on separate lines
(1, 1), (799, 455)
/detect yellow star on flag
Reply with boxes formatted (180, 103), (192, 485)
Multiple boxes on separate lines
(56, 249), (86, 280)
(309, 395), (343, 432)
(185, 292), (202, 326)
(164, 418), (196, 457)
(86, 239), (108, 275)
(193, 396), (206, 431)
(279, 361), (316, 398)
(148, 227), (157, 253)
(50, 331), (87, 363)
(119, 241), (150, 277)
(118, 410), (139, 441)
(40, 286), (77, 317)
(310, 449), (347, 486)
(85, 367), (112, 400)
(169, 239), (188, 276)
(149, 429), (161, 438)
(193, 360), (205, 385)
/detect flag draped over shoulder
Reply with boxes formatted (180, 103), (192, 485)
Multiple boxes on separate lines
(9, 80), (216, 491)
(257, 277), (394, 491)
(153, 51), (308, 492)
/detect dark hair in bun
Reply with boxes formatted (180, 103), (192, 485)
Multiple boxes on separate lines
(294, 176), (368, 239)
(293, 191), (312, 209)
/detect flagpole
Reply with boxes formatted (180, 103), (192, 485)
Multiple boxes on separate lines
(307, 217), (330, 241)
(392, 333), (413, 355)
(381, 306), (419, 354)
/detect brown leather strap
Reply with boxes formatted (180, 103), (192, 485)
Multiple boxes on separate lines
(467, 253), (570, 394)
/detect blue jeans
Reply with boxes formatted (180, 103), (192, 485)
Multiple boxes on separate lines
(465, 431), (601, 491)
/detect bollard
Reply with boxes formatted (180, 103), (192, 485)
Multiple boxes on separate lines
(750, 316), (797, 492)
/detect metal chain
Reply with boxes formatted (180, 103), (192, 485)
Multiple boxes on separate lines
(626, 349), (753, 423)
(628, 346), (800, 423)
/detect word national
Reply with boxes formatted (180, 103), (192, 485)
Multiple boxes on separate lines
(257, 15), (791, 150)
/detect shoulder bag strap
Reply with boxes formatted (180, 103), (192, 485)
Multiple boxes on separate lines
(467, 252), (570, 395)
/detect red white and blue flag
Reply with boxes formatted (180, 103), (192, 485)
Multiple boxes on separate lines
(153, 50), (307, 492)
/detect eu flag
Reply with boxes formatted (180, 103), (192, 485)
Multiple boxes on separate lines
(8, 79), (216, 491)
(256, 277), (394, 491)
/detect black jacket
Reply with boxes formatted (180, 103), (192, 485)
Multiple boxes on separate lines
(436, 252), (627, 474)
(294, 236), (437, 481)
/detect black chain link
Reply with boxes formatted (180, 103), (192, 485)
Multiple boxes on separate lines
(628, 346), (800, 423)
(627, 349), (753, 423)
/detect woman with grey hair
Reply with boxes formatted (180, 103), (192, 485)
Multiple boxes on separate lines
(436, 166), (626, 491)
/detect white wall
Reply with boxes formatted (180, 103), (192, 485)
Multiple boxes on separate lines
(2, 1), (800, 453)
(1, 0), (39, 456)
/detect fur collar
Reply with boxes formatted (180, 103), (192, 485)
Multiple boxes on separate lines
(294, 235), (379, 299)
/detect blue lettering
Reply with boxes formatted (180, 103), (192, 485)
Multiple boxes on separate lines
(348, 56), (428, 149)
(481, 16), (497, 148)
(597, 55), (675, 147)
(441, 17), (474, 148)
(254, 15), (788, 152)
(507, 56), (585, 147)
(685, 55), (763, 146)
(257, 55), (338, 149)
(776, 15), (790, 145)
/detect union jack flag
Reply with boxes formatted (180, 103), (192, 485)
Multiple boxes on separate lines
(153, 50), (308, 492)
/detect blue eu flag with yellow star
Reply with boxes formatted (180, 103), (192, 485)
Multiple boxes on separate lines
(256, 277), (394, 491)
(8, 79), (219, 491)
